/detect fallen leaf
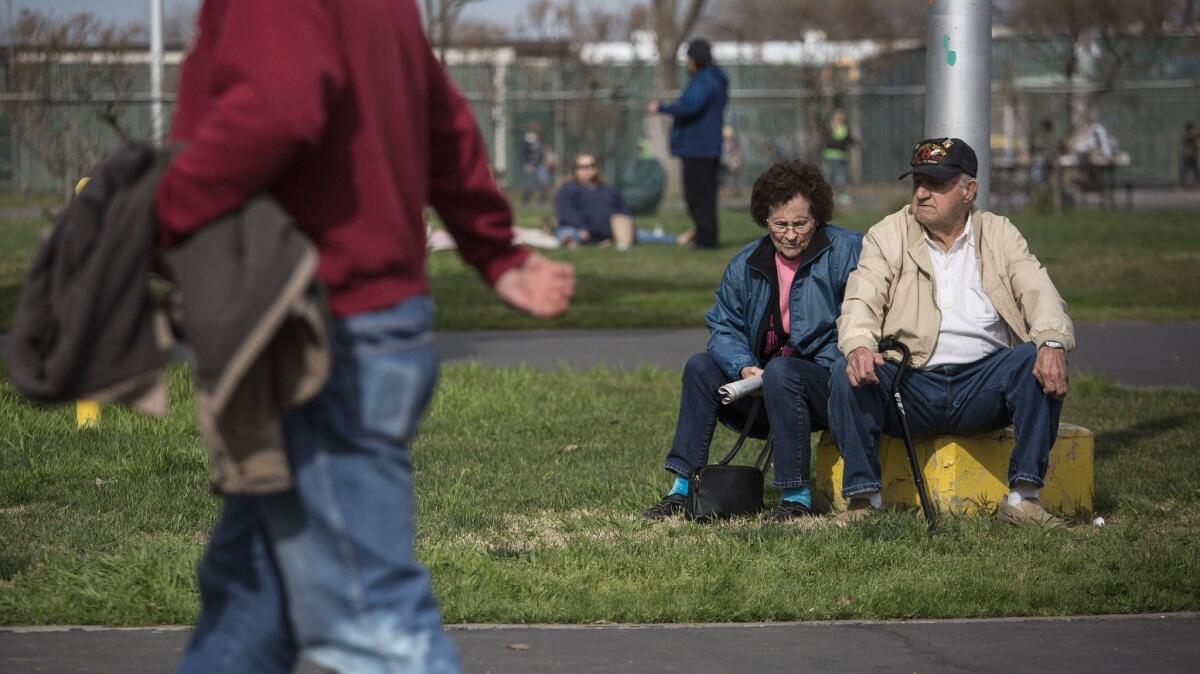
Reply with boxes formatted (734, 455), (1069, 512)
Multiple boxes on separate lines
(508, 643), (530, 651)
(838, 595), (852, 606)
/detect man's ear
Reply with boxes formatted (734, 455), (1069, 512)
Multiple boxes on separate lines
(964, 179), (978, 202)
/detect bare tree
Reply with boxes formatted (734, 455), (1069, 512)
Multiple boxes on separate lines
(522, 0), (650, 42)
(162, 1), (199, 47)
(651, 0), (708, 90)
(702, 0), (924, 45)
(424, 0), (489, 61)
(1001, 0), (1196, 131)
(2, 10), (140, 198)
(637, 0), (709, 195)
(517, 0), (653, 177)
(451, 18), (511, 45)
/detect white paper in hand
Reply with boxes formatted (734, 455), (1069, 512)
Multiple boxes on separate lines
(718, 375), (763, 405)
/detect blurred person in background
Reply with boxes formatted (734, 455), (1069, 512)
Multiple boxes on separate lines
(647, 38), (728, 250)
(521, 127), (553, 205)
(720, 124), (743, 197)
(554, 153), (680, 250)
(642, 160), (862, 522)
(1180, 121), (1199, 187)
(620, 138), (667, 218)
(154, 1), (574, 672)
(822, 107), (855, 206)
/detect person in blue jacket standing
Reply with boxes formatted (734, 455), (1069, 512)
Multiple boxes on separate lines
(648, 38), (728, 250)
(643, 160), (862, 522)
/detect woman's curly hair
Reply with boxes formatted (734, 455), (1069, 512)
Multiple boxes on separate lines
(749, 159), (834, 228)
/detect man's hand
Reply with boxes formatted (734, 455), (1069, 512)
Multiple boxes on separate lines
(646, 101), (660, 114)
(740, 366), (763, 380)
(1033, 345), (1069, 398)
(846, 346), (885, 387)
(494, 252), (575, 319)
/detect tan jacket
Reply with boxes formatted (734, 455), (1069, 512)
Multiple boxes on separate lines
(838, 205), (1074, 368)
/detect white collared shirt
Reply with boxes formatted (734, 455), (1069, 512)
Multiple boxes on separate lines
(924, 214), (1012, 367)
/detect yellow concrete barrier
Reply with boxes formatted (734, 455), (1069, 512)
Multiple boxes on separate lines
(76, 400), (102, 429)
(813, 424), (1094, 515)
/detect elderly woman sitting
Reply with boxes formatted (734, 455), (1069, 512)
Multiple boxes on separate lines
(554, 153), (679, 249)
(644, 160), (862, 521)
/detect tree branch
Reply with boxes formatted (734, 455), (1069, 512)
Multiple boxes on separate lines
(678, 0), (707, 42)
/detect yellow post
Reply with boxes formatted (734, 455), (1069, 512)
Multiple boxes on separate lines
(73, 176), (101, 430)
(76, 401), (102, 429)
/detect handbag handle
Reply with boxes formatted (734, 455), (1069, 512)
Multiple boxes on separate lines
(717, 396), (763, 466)
(716, 397), (773, 471)
(753, 433), (773, 472)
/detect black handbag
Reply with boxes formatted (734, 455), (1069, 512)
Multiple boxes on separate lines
(686, 397), (774, 521)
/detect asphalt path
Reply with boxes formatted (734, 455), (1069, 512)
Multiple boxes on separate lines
(434, 321), (1200, 388)
(3, 614), (1198, 673)
(1, 322), (1194, 388)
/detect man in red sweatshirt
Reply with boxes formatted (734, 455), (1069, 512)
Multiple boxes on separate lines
(156, 2), (574, 672)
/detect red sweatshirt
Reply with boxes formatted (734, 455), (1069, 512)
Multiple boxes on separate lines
(155, 0), (528, 317)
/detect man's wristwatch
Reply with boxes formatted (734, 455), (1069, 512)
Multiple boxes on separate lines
(1041, 340), (1065, 350)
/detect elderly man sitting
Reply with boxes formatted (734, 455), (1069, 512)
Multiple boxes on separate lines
(829, 137), (1075, 527)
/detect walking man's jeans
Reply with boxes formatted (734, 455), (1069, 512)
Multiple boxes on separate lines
(828, 343), (1062, 498)
(178, 296), (461, 674)
(664, 352), (830, 489)
(682, 157), (720, 249)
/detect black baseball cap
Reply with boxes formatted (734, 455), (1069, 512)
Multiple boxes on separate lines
(897, 137), (978, 181)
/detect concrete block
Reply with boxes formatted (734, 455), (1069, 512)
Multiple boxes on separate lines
(813, 424), (1094, 515)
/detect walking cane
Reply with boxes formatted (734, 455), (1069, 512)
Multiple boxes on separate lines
(876, 337), (938, 532)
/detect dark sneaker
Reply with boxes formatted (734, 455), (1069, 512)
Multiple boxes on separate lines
(643, 493), (687, 520)
(770, 501), (814, 522)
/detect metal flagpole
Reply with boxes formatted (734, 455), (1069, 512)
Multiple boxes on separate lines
(925, 0), (992, 209)
(149, 0), (164, 146)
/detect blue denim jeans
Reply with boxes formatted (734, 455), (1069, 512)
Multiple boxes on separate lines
(827, 342), (1062, 497)
(178, 296), (461, 674)
(663, 352), (830, 489)
(553, 225), (677, 245)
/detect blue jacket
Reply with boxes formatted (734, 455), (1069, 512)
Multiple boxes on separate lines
(554, 180), (631, 241)
(705, 225), (863, 380)
(660, 66), (728, 159)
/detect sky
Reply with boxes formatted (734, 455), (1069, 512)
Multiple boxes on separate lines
(16, 0), (534, 30)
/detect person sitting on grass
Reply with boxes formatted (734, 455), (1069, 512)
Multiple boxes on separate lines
(829, 137), (1074, 527)
(643, 160), (862, 522)
(554, 153), (680, 250)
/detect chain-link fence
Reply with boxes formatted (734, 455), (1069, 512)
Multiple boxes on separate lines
(3, 37), (1199, 196)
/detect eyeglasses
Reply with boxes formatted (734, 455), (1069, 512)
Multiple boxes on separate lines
(768, 218), (816, 234)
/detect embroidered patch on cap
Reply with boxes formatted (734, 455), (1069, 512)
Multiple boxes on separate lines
(912, 142), (949, 165)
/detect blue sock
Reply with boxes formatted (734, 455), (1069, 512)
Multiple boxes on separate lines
(667, 474), (689, 497)
(781, 486), (812, 508)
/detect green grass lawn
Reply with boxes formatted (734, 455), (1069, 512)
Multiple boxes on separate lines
(2, 365), (1197, 625)
(2, 194), (1198, 332)
(430, 204), (1200, 329)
